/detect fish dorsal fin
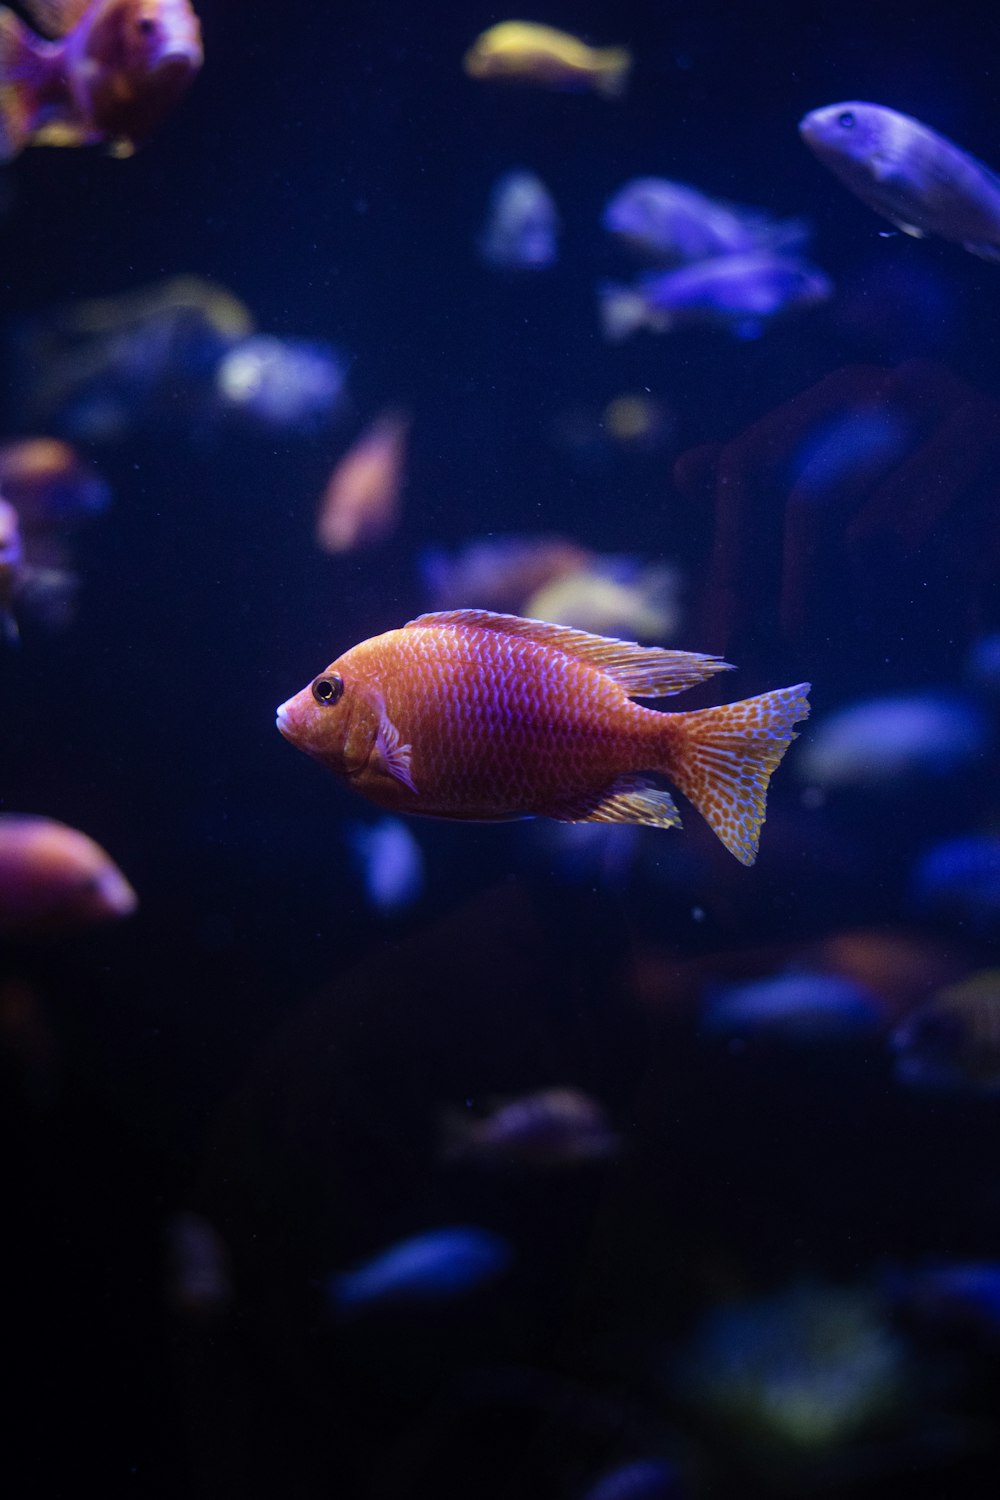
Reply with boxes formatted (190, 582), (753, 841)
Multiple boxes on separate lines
(405, 609), (734, 698)
(21, 0), (90, 38)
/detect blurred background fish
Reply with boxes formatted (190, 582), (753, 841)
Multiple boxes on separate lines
(883, 1261), (1000, 1345)
(348, 815), (424, 914)
(891, 971), (1000, 1092)
(479, 169), (559, 270)
(599, 252), (832, 341)
(0, 815), (136, 937)
(910, 834), (1000, 932)
(603, 177), (809, 266)
(315, 408), (409, 553)
(8, 276), (254, 442)
(463, 21), (631, 98)
(439, 1087), (620, 1169)
(676, 1282), (909, 1457)
(164, 1211), (233, 1319)
(420, 534), (594, 612)
(522, 558), (681, 640)
(701, 969), (883, 1042)
(326, 1226), (512, 1315)
(798, 694), (987, 789)
(579, 1458), (683, 1500)
(213, 335), (348, 434)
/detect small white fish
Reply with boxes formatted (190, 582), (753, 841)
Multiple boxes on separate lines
(800, 102), (1000, 261)
(523, 560), (680, 642)
(327, 1226), (512, 1314)
(440, 1087), (620, 1168)
(479, 169), (559, 269)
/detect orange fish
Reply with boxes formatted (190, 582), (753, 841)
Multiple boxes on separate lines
(315, 409), (410, 555)
(0, 0), (202, 162)
(276, 610), (811, 865)
(0, 814), (137, 935)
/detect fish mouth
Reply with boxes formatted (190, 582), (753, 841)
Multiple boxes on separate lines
(798, 111), (822, 143)
(275, 703), (294, 740)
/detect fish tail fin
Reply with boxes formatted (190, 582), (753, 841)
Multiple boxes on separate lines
(0, 8), (46, 161)
(597, 281), (651, 341)
(594, 46), (632, 99)
(661, 683), (811, 865)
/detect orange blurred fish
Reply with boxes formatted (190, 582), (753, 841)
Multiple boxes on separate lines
(0, 0), (202, 162)
(315, 409), (410, 555)
(0, 814), (137, 935)
(276, 610), (811, 865)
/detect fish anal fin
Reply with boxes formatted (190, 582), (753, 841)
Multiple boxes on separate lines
(406, 609), (734, 698)
(665, 684), (811, 865)
(20, 0), (89, 39)
(372, 711), (417, 794)
(547, 775), (682, 830)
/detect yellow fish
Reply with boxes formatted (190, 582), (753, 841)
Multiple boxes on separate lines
(463, 21), (631, 99)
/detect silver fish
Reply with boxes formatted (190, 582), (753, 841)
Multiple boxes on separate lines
(603, 176), (807, 266)
(799, 102), (1000, 261)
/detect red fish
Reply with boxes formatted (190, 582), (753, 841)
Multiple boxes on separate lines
(276, 610), (811, 865)
(0, 0), (202, 162)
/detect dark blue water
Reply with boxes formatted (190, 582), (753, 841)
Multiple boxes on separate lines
(3, 2), (1000, 1495)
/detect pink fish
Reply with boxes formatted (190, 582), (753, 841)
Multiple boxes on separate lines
(0, 815), (137, 936)
(0, 0), (202, 161)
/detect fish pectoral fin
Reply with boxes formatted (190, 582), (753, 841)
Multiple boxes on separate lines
(405, 610), (733, 698)
(547, 775), (682, 830)
(371, 713), (418, 794)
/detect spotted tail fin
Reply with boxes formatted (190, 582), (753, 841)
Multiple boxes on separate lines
(663, 684), (811, 866)
(0, 8), (47, 162)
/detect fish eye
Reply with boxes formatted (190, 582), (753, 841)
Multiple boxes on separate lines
(838, 110), (856, 129)
(312, 674), (343, 706)
(137, 15), (156, 34)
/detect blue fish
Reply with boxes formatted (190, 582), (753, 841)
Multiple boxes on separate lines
(799, 695), (987, 788)
(479, 169), (559, 269)
(215, 336), (348, 432)
(603, 176), (807, 266)
(911, 835), (1000, 930)
(348, 816), (424, 913)
(599, 252), (831, 341)
(702, 971), (882, 1041)
(884, 1261), (1000, 1337)
(327, 1226), (512, 1314)
(580, 1458), (682, 1500)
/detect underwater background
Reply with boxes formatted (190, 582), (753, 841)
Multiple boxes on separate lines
(5, 0), (1000, 1495)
